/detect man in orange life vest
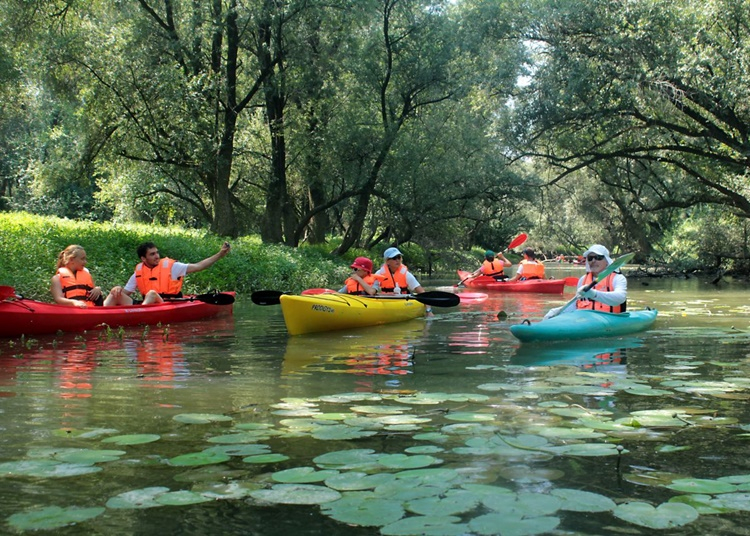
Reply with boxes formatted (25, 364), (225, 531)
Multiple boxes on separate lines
(107, 241), (231, 305)
(375, 247), (433, 316)
(508, 247), (545, 282)
(544, 244), (627, 319)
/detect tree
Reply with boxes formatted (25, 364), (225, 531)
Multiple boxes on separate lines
(515, 0), (750, 235)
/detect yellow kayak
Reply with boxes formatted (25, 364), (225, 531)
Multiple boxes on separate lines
(279, 293), (426, 335)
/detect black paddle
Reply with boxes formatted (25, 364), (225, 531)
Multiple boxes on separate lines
(173, 292), (235, 305)
(251, 290), (460, 308)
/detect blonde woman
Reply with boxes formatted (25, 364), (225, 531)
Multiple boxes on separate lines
(51, 245), (116, 307)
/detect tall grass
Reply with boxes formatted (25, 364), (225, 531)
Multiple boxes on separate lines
(1, 212), (349, 301)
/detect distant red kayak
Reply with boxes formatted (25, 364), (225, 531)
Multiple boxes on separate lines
(457, 271), (565, 294)
(0, 293), (235, 338)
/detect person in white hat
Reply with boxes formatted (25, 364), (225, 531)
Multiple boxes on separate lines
(544, 244), (627, 319)
(375, 247), (433, 316)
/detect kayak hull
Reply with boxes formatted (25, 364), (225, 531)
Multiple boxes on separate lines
(510, 309), (658, 343)
(457, 271), (565, 294)
(279, 293), (425, 336)
(0, 294), (235, 338)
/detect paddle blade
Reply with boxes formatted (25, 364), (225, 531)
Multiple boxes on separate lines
(194, 292), (235, 305)
(507, 233), (528, 250)
(301, 288), (338, 295)
(0, 286), (16, 300)
(584, 252), (635, 290)
(414, 291), (460, 308)
(564, 277), (580, 287)
(251, 290), (285, 306)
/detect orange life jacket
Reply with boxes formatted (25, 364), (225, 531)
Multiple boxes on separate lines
(481, 259), (506, 277)
(135, 258), (183, 298)
(57, 267), (97, 307)
(576, 272), (626, 313)
(379, 264), (410, 294)
(519, 260), (545, 280)
(344, 274), (385, 295)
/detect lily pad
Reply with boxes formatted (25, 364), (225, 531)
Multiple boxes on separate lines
(321, 494), (405, 527)
(443, 412), (495, 422)
(613, 501), (699, 529)
(106, 487), (170, 509)
(154, 490), (212, 506)
(101, 434), (161, 446)
(172, 413), (233, 424)
(249, 484), (341, 505)
(168, 450), (231, 467)
(271, 466), (340, 483)
(242, 453), (290, 464)
(550, 488), (616, 512)
(7, 506), (105, 531)
(324, 471), (396, 491)
(378, 453), (442, 470)
(381, 515), (467, 536)
(666, 478), (737, 494)
(469, 512), (560, 536)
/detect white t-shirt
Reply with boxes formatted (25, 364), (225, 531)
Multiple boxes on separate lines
(124, 261), (189, 294)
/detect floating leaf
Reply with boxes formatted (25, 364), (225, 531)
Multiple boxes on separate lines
(405, 490), (480, 516)
(669, 494), (736, 515)
(272, 466), (340, 483)
(249, 484), (341, 505)
(7, 506), (105, 531)
(243, 453), (290, 464)
(324, 472), (396, 491)
(154, 490), (212, 506)
(666, 478), (736, 494)
(313, 449), (380, 469)
(482, 491), (561, 517)
(204, 444), (271, 457)
(469, 512), (560, 536)
(106, 487), (170, 509)
(311, 425), (378, 441)
(613, 501), (699, 529)
(321, 494), (404, 527)
(378, 454), (442, 470)
(172, 413), (233, 424)
(168, 450), (231, 467)
(443, 412), (495, 422)
(551, 488), (616, 512)
(102, 434), (160, 446)
(381, 515), (468, 536)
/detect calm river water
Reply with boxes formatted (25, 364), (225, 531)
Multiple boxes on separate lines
(2, 267), (750, 535)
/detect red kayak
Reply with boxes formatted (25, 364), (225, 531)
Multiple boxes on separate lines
(457, 271), (566, 294)
(0, 292), (235, 337)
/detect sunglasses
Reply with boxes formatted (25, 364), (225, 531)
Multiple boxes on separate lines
(587, 254), (605, 262)
(388, 255), (402, 260)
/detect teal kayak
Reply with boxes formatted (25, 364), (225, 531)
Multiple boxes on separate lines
(510, 309), (658, 343)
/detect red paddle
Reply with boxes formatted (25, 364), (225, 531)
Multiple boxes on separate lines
(301, 288), (338, 295)
(456, 233), (528, 287)
(0, 286), (16, 300)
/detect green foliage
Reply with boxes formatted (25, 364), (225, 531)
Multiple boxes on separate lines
(0, 212), (348, 300)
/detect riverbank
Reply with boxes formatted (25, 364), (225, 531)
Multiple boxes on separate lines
(1, 212), (483, 300)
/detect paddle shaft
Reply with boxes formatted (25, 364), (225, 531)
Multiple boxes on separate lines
(546, 253), (634, 319)
(251, 290), (459, 308)
(171, 292), (235, 305)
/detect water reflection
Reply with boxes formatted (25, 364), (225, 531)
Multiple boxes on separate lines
(282, 320), (429, 383)
(510, 337), (644, 368)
